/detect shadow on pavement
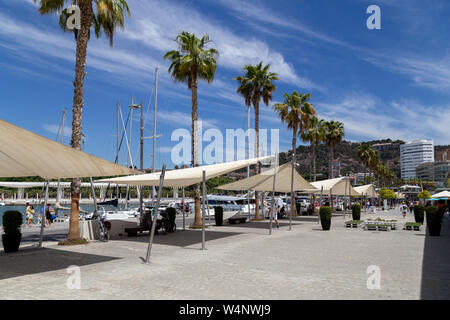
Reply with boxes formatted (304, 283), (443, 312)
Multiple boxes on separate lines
(114, 229), (244, 247)
(220, 220), (301, 230)
(420, 214), (450, 299)
(0, 247), (120, 281)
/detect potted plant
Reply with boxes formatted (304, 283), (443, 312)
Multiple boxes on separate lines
(425, 206), (444, 236)
(319, 206), (332, 231)
(413, 204), (425, 224)
(2, 210), (23, 253)
(295, 202), (302, 216)
(351, 203), (361, 220)
(214, 206), (224, 226)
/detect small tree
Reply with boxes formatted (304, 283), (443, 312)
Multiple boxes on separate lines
(418, 190), (431, 201)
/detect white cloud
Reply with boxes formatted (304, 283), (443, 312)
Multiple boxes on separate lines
(118, 0), (317, 89)
(158, 111), (219, 129)
(365, 53), (450, 92)
(43, 124), (72, 138)
(216, 0), (351, 49)
(317, 93), (450, 144)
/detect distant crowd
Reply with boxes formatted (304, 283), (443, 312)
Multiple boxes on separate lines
(23, 202), (56, 227)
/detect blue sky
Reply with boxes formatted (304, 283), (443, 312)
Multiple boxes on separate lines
(1, 0), (449, 169)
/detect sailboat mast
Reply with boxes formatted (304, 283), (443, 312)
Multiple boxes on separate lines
(152, 67), (159, 201)
(153, 67), (159, 174)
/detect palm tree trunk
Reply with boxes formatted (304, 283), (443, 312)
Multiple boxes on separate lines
(290, 129), (297, 216)
(312, 141), (317, 182)
(68, 0), (92, 240)
(254, 100), (261, 220)
(191, 69), (202, 226)
(329, 146), (334, 179)
(311, 140), (317, 214)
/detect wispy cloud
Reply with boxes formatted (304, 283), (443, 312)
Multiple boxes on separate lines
(43, 124), (72, 138)
(365, 53), (450, 92)
(158, 111), (219, 129)
(119, 0), (317, 90)
(317, 93), (450, 144)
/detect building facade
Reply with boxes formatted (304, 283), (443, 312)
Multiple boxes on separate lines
(400, 140), (434, 180)
(417, 161), (450, 187)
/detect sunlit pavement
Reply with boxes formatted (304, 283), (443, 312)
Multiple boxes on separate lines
(0, 208), (448, 300)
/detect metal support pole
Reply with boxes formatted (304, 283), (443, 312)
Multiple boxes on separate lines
(318, 186), (323, 224)
(182, 187), (186, 230)
(269, 154), (279, 235)
(38, 180), (49, 248)
(89, 177), (98, 218)
(202, 170), (207, 250)
(139, 102), (144, 225)
(145, 164), (166, 264)
(289, 154), (294, 231)
(344, 179), (347, 220)
(152, 68), (159, 201)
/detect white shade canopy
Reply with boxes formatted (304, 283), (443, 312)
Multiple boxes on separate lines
(0, 181), (128, 189)
(310, 177), (360, 196)
(97, 156), (274, 187)
(354, 184), (378, 198)
(431, 191), (450, 198)
(0, 119), (137, 179)
(217, 162), (317, 193)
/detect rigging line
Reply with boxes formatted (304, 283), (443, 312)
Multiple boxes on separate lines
(103, 109), (131, 201)
(114, 109), (131, 164)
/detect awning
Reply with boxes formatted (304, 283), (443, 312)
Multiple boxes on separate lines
(310, 177), (360, 196)
(217, 162), (317, 193)
(97, 156), (274, 187)
(0, 119), (137, 179)
(354, 184), (378, 197)
(0, 181), (129, 188)
(431, 191), (450, 199)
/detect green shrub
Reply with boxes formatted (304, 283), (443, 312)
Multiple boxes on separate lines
(413, 205), (425, 224)
(319, 206), (332, 220)
(214, 206), (224, 226)
(165, 207), (177, 222)
(351, 204), (361, 220)
(2, 211), (22, 235)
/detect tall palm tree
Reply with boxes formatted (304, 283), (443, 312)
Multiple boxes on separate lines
(34, 0), (130, 240)
(323, 120), (345, 179)
(164, 31), (218, 227)
(357, 143), (377, 183)
(301, 116), (325, 182)
(234, 62), (279, 220)
(274, 91), (316, 216)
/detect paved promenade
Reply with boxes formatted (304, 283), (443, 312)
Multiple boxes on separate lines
(0, 208), (449, 299)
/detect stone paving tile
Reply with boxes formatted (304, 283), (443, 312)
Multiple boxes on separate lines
(0, 209), (448, 299)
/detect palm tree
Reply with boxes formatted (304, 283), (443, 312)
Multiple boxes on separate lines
(357, 143), (377, 183)
(164, 31), (218, 227)
(234, 62), (279, 220)
(323, 120), (345, 179)
(34, 0), (130, 240)
(301, 116), (325, 182)
(275, 91), (316, 216)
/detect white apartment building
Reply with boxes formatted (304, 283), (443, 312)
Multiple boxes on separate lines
(400, 140), (434, 180)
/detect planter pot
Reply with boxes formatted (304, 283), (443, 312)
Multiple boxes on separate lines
(215, 215), (223, 226)
(428, 223), (442, 237)
(2, 233), (22, 253)
(352, 213), (360, 221)
(414, 214), (424, 224)
(320, 218), (331, 231)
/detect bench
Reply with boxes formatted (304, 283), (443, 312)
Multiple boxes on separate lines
(124, 227), (147, 237)
(345, 220), (363, 228)
(404, 222), (422, 231)
(228, 217), (247, 224)
(364, 223), (391, 231)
